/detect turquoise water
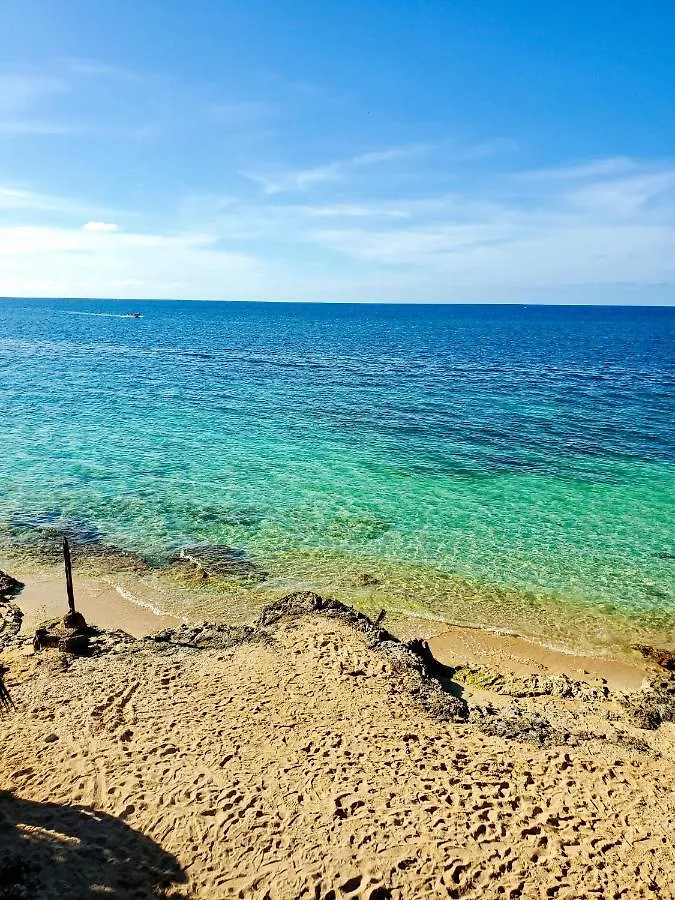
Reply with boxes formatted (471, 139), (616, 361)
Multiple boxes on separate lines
(1, 299), (673, 644)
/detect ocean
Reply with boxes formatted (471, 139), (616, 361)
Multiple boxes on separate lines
(1, 298), (673, 651)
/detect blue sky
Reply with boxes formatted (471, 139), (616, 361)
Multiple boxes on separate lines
(1, 0), (674, 303)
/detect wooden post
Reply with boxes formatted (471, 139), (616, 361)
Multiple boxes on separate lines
(63, 537), (76, 615)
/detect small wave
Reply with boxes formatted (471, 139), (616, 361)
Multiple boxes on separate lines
(110, 581), (180, 620)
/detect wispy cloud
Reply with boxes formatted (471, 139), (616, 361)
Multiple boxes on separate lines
(243, 143), (432, 194)
(0, 224), (265, 299)
(296, 158), (675, 292)
(519, 157), (640, 182)
(0, 73), (67, 116)
(0, 185), (95, 215)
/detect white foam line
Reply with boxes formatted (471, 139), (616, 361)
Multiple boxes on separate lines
(105, 579), (188, 623)
(396, 608), (616, 659)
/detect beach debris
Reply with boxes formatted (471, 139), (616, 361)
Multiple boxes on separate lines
(633, 644), (675, 671)
(0, 664), (15, 714)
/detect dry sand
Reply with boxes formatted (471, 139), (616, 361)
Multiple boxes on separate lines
(1, 569), (674, 899)
(0, 627), (673, 896)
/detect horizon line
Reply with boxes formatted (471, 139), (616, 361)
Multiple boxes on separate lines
(1, 296), (674, 309)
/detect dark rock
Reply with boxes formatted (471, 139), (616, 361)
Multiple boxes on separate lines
(62, 611), (87, 632)
(471, 704), (562, 746)
(633, 644), (675, 671)
(143, 621), (257, 652)
(619, 676), (675, 730)
(0, 598), (24, 652)
(169, 546), (267, 583)
(33, 614), (91, 655)
(258, 591), (327, 626)
(0, 571), (23, 598)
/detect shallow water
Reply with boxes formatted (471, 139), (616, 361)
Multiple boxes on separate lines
(1, 298), (673, 648)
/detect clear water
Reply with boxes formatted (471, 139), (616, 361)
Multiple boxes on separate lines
(1, 298), (673, 648)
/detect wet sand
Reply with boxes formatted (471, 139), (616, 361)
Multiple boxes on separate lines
(12, 568), (182, 638)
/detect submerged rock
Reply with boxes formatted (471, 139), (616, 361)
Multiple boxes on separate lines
(3, 512), (149, 573)
(355, 573), (380, 587)
(169, 546), (267, 583)
(7, 512), (102, 552)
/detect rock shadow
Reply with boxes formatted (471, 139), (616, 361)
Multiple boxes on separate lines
(0, 792), (188, 899)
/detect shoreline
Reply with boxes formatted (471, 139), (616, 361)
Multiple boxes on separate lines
(1, 523), (674, 658)
(1, 552), (659, 692)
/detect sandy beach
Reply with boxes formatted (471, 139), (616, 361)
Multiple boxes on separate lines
(1, 564), (674, 899)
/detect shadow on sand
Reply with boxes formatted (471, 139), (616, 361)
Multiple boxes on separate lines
(0, 792), (188, 899)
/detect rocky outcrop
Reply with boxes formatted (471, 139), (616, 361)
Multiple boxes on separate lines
(618, 676), (675, 730)
(452, 666), (609, 701)
(469, 704), (563, 747)
(633, 644), (675, 671)
(0, 570), (24, 652)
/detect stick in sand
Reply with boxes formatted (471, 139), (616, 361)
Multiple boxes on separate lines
(62, 537), (86, 632)
(63, 537), (76, 616)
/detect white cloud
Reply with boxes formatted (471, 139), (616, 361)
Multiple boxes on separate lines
(0, 224), (267, 300)
(1, 157), (674, 303)
(83, 220), (119, 232)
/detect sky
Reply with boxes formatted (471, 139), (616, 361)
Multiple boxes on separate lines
(1, 0), (674, 304)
